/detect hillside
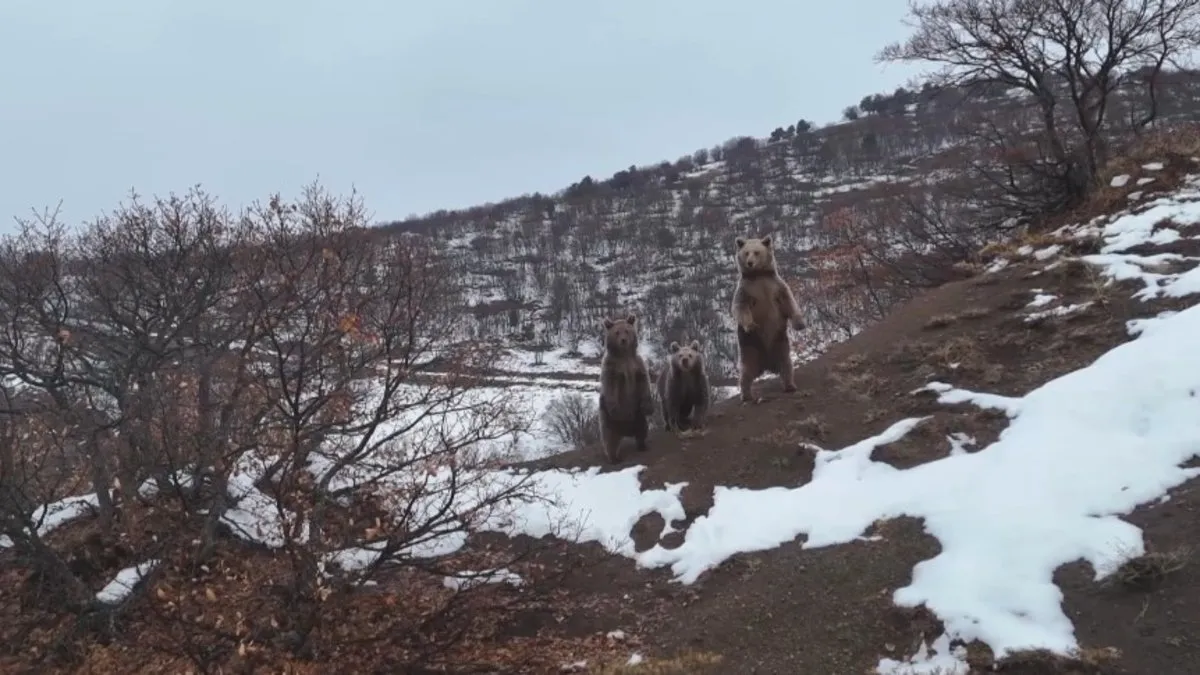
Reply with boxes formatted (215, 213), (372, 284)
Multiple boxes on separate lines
(378, 71), (1200, 380)
(520, 151), (1200, 673)
(9, 138), (1200, 674)
(353, 71), (1200, 464)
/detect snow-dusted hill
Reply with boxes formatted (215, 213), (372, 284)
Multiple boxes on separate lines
(363, 73), (1200, 459)
(22, 161), (1200, 673)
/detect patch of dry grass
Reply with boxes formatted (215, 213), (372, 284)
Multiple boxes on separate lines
(750, 425), (800, 446)
(923, 313), (960, 330)
(828, 370), (885, 401)
(1079, 262), (1118, 309)
(957, 306), (991, 321)
(1106, 546), (1193, 592)
(1047, 258), (1092, 282)
(928, 336), (986, 371)
(952, 260), (986, 277)
(1101, 125), (1200, 185)
(990, 645), (1123, 672)
(794, 414), (830, 441)
(834, 352), (868, 372)
(594, 650), (723, 674)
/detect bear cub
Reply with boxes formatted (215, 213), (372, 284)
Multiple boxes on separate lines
(597, 314), (655, 464)
(656, 339), (710, 437)
(731, 234), (806, 403)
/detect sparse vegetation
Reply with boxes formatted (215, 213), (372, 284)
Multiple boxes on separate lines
(991, 645), (1124, 672)
(1109, 546), (1193, 591)
(544, 392), (602, 451)
(594, 650), (723, 674)
(924, 313), (960, 330)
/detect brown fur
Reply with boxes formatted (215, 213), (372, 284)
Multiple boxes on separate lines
(597, 314), (655, 463)
(656, 340), (710, 432)
(731, 235), (806, 402)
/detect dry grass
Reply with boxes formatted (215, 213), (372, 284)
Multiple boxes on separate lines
(594, 650), (723, 674)
(951, 260), (986, 277)
(1046, 257), (1093, 283)
(990, 645), (1123, 672)
(928, 336), (986, 371)
(978, 240), (1020, 261)
(1040, 124), (1200, 231)
(834, 352), (868, 372)
(1101, 124), (1200, 185)
(923, 313), (960, 330)
(828, 370), (885, 401)
(750, 425), (801, 446)
(1079, 262), (1118, 309)
(1106, 546), (1193, 591)
(795, 414), (830, 441)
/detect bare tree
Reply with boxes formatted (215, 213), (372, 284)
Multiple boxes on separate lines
(880, 0), (1200, 213)
(0, 185), (574, 672)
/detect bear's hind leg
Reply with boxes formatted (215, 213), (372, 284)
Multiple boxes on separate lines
(634, 415), (649, 453)
(739, 361), (763, 404)
(779, 344), (797, 393)
(600, 413), (623, 464)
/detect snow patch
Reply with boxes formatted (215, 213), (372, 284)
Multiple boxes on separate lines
(1026, 301), (1093, 323)
(1026, 292), (1057, 308)
(96, 559), (160, 604)
(877, 632), (968, 674)
(442, 568), (523, 591)
(0, 493), (100, 548)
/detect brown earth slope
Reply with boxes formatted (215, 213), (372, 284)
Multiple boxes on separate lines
(517, 188), (1200, 674)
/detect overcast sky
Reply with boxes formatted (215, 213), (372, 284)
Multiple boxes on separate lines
(0, 0), (925, 233)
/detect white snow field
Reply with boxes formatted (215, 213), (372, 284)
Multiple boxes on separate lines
(19, 169), (1200, 672)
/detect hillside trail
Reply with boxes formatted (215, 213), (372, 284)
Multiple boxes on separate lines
(515, 242), (1200, 673)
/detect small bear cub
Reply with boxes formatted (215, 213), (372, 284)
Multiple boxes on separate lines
(731, 234), (806, 403)
(656, 339), (710, 437)
(597, 314), (655, 464)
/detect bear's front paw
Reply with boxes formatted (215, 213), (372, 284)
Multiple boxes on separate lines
(790, 317), (807, 331)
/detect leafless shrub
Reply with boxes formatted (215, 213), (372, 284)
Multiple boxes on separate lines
(544, 392), (601, 451)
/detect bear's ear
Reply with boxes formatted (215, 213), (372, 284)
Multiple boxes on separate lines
(735, 236), (747, 249)
(602, 318), (614, 329)
(668, 341), (681, 353)
(761, 235), (773, 248)
(689, 339), (700, 351)
(625, 314), (636, 325)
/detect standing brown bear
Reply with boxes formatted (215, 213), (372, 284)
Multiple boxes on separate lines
(656, 339), (710, 437)
(731, 235), (806, 403)
(597, 314), (655, 464)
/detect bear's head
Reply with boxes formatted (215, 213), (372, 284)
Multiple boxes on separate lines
(734, 235), (776, 275)
(668, 340), (704, 374)
(602, 314), (639, 355)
